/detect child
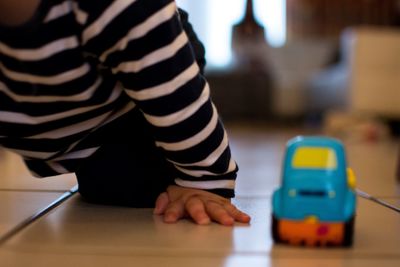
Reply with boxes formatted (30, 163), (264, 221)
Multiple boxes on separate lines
(0, 0), (250, 226)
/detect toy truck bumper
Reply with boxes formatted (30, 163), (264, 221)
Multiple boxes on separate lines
(278, 218), (344, 246)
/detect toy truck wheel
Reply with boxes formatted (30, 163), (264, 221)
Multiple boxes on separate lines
(343, 216), (355, 247)
(271, 214), (282, 243)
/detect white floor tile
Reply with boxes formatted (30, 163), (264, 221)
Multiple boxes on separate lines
(2, 195), (399, 257)
(0, 191), (66, 237)
(1, 250), (400, 267)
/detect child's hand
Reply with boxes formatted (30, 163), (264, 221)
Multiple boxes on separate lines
(153, 185), (251, 226)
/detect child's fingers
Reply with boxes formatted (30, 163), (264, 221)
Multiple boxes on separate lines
(153, 192), (170, 215)
(205, 200), (234, 226)
(163, 200), (185, 223)
(224, 204), (251, 223)
(185, 196), (210, 225)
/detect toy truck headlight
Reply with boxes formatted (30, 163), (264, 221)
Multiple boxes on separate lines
(288, 189), (297, 197)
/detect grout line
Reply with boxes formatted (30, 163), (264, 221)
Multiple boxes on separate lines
(0, 185), (78, 246)
(234, 194), (272, 199)
(234, 194), (400, 200)
(265, 253), (400, 260)
(0, 188), (69, 193)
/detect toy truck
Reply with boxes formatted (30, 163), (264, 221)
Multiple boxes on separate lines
(272, 136), (356, 246)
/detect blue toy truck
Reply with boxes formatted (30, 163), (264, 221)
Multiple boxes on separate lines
(272, 136), (356, 246)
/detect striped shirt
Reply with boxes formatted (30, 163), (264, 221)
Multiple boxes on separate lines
(0, 0), (238, 197)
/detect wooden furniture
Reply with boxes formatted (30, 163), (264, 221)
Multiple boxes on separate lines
(286, 0), (400, 40)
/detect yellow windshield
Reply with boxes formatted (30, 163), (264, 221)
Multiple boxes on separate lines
(292, 147), (337, 169)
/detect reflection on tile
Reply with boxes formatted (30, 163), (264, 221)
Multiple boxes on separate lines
(0, 191), (65, 237)
(229, 126), (296, 197)
(0, 149), (77, 191)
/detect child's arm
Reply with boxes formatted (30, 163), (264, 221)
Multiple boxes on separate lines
(74, 0), (249, 224)
(177, 8), (206, 74)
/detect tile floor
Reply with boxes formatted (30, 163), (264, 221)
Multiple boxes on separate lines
(0, 124), (399, 267)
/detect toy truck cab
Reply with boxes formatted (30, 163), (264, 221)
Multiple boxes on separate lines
(272, 136), (356, 246)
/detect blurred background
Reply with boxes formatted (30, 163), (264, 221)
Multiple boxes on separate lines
(177, 0), (400, 139)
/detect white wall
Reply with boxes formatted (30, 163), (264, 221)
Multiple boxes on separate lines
(345, 27), (400, 118)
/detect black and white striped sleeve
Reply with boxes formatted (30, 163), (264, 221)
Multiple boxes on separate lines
(73, 0), (238, 197)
